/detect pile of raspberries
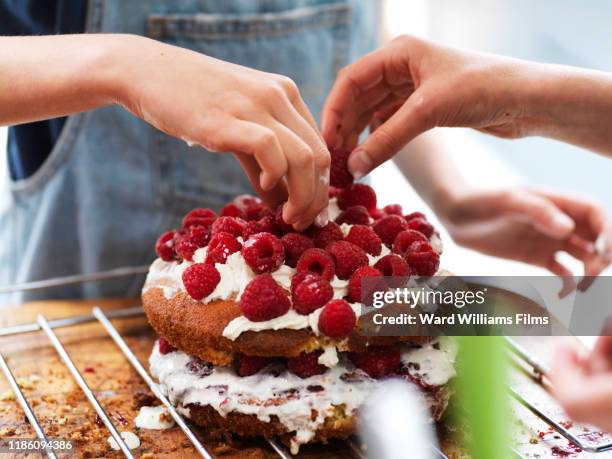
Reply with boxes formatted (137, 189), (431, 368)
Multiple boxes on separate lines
(153, 149), (440, 378)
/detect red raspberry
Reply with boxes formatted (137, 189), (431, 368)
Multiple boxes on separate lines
(369, 208), (386, 220)
(242, 215), (279, 240)
(211, 216), (245, 238)
(345, 225), (382, 256)
(405, 241), (439, 277)
(350, 346), (401, 378)
(287, 351), (326, 378)
(372, 215), (409, 247)
(337, 183), (377, 211)
(335, 205), (371, 225)
(290, 271), (318, 295)
(182, 208), (216, 229)
(175, 225), (210, 262)
(383, 204), (403, 215)
(328, 186), (342, 198)
(233, 195), (264, 221)
(310, 221), (343, 249)
(257, 206), (274, 220)
(373, 254), (411, 287)
(239, 274), (291, 321)
(158, 338), (176, 355)
(404, 211), (426, 222)
(281, 233), (314, 268)
(274, 205), (294, 234)
(348, 266), (383, 303)
(318, 299), (356, 337)
(329, 148), (354, 188)
(296, 248), (336, 281)
(237, 355), (272, 377)
(241, 232), (285, 274)
(182, 263), (221, 300)
(292, 274), (333, 315)
(155, 231), (176, 261)
(205, 232), (242, 265)
(326, 241), (368, 280)
(392, 229), (428, 256)
(407, 217), (434, 238)
(220, 203), (247, 220)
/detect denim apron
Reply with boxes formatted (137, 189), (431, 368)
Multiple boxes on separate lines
(0, 0), (379, 304)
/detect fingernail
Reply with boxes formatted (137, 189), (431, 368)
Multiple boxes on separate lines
(553, 213), (575, 232)
(283, 203), (296, 224)
(315, 208), (329, 228)
(348, 148), (372, 180)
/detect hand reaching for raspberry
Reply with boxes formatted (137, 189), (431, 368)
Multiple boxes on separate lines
(438, 186), (612, 296)
(549, 336), (612, 433)
(0, 34), (330, 230)
(322, 34), (612, 179)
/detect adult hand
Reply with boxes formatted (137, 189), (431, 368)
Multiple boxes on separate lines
(115, 35), (330, 230)
(437, 186), (612, 295)
(322, 34), (612, 179)
(550, 336), (612, 433)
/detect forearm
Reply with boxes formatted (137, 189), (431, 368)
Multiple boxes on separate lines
(521, 63), (612, 155)
(0, 34), (129, 126)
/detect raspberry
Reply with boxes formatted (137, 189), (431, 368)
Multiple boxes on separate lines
(404, 211), (426, 222)
(310, 221), (343, 249)
(281, 233), (314, 268)
(349, 346), (401, 378)
(329, 148), (354, 188)
(242, 215), (279, 240)
(296, 248), (336, 281)
(158, 338), (176, 355)
(372, 215), (409, 247)
(407, 217), (434, 238)
(211, 216), (245, 238)
(205, 232), (242, 265)
(318, 299), (356, 337)
(326, 241), (368, 280)
(348, 266), (383, 303)
(287, 351), (326, 378)
(182, 208), (216, 229)
(292, 274), (333, 315)
(335, 205), (371, 225)
(175, 225), (210, 261)
(328, 186), (342, 198)
(345, 225), (382, 256)
(383, 204), (403, 215)
(373, 254), (411, 287)
(405, 241), (439, 277)
(257, 206), (274, 220)
(337, 183), (377, 211)
(239, 274), (291, 321)
(220, 203), (247, 220)
(274, 205), (294, 234)
(241, 232), (285, 274)
(369, 208), (386, 220)
(237, 355), (272, 377)
(155, 231), (176, 261)
(392, 229), (427, 256)
(182, 263), (221, 300)
(233, 195), (264, 221)
(290, 271), (319, 295)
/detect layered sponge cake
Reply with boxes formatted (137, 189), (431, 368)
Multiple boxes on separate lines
(142, 181), (455, 453)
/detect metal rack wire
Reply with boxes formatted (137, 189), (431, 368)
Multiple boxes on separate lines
(2, 270), (609, 457)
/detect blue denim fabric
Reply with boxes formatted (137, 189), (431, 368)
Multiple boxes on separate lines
(0, 0), (379, 303)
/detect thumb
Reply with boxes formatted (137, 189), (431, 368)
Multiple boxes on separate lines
(507, 192), (575, 239)
(347, 89), (435, 179)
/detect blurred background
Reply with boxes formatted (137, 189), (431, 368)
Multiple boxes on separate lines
(1, 0), (611, 279)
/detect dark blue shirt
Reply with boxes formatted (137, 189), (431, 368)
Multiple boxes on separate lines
(2, 0), (87, 180)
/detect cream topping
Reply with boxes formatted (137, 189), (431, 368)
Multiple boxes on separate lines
(107, 432), (140, 451)
(134, 406), (175, 430)
(149, 340), (454, 454)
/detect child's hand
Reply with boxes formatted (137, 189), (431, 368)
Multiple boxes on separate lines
(550, 337), (612, 432)
(438, 187), (611, 295)
(116, 36), (330, 230)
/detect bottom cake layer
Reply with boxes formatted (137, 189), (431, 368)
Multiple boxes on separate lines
(149, 339), (456, 454)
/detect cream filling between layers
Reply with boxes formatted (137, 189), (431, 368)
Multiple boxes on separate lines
(149, 339), (455, 454)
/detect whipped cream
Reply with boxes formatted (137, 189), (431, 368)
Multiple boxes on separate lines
(107, 432), (140, 451)
(318, 346), (339, 368)
(149, 339), (454, 454)
(134, 406), (175, 430)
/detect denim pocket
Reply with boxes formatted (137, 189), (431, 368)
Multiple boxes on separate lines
(146, 3), (351, 212)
